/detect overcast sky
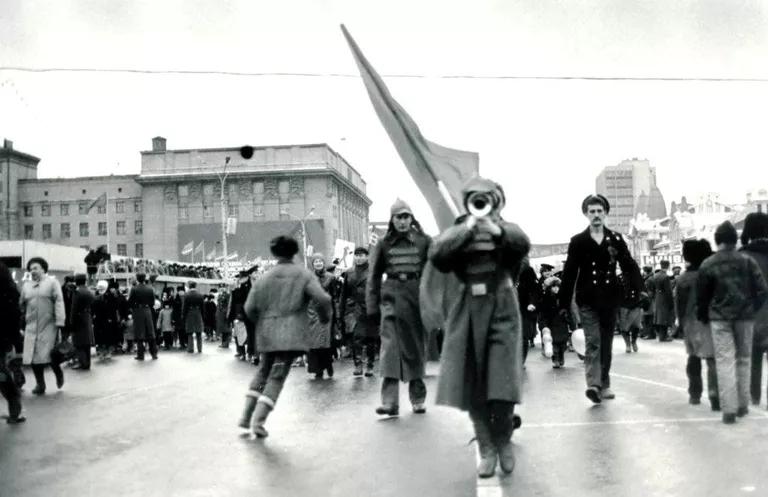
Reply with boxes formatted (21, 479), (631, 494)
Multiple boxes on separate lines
(2, 0), (767, 243)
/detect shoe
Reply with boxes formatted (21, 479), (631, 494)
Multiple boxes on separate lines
(689, 397), (701, 405)
(151, 355), (158, 360)
(375, 405), (399, 416)
(625, 345), (632, 353)
(412, 403), (427, 414)
(364, 364), (374, 377)
(710, 398), (721, 411)
(737, 406), (749, 417)
(327, 364), (334, 378)
(353, 364), (363, 376)
(631, 341), (638, 352)
(601, 388), (615, 400)
(586, 387), (602, 404)
(135, 356), (145, 361)
(7, 415), (26, 424)
(54, 369), (64, 389)
(32, 385), (45, 395)
(559, 361), (565, 368)
(752, 397), (760, 406)
(471, 417), (497, 478)
(252, 401), (272, 439)
(722, 413), (736, 424)
(552, 363), (561, 369)
(238, 396), (258, 430)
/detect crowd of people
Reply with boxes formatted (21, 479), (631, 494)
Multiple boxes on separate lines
(96, 258), (224, 279)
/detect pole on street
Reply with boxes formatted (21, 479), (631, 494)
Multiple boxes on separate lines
(219, 157), (230, 279)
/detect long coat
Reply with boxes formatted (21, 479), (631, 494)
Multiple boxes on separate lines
(244, 261), (331, 352)
(651, 271), (675, 326)
(21, 275), (66, 365)
(367, 228), (431, 382)
(70, 285), (95, 347)
(308, 271), (335, 349)
(518, 263), (540, 341)
(340, 263), (378, 338)
(182, 289), (205, 335)
(429, 219), (529, 410)
(215, 290), (231, 335)
(128, 283), (155, 340)
(674, 269), (713, 358)
(93, 292), (122, 346)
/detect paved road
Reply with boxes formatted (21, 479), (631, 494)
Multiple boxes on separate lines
(2, 337), (767, 497)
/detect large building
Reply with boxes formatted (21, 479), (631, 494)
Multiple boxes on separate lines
(595, 158), (667, 234)
(1, 137), (371, 263)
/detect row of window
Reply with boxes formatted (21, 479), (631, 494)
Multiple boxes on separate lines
(23, 200), (142, 217)
(24, 220), (143, 239)
(178, 204), (260, 219)
(177, 180), (289, 198)
(77, 243), (142, 257)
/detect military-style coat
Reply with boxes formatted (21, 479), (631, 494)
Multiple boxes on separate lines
(182, 289), (205, 336)
(70, 285), (95, 347)
(651, 270), (675, 327)
(21, 275), (66, 365)
(340, 263), (378, 338)
(128, 283), (156, 340)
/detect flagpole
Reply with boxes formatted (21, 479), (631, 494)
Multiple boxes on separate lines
(106, 191), (110, 254)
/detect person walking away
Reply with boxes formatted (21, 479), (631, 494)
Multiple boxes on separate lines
(640, 266), (656, 339)
(367, 199), (431, 416)
(0, 260), (24, 423)
(60, 275), (76, 341)
(183, 281), (205, 354)
(340, 247), (378, 377)
(203, 293), (217, 342)
(560, 195), (643, 404)
(20, 257), (66, 394)
(156, 302), (175, 350)
(429, 177), (529, 477)
(216, 284), (232, 348)
(518, 261), (540, 361)
(128, 273), (158, 361)
(539, 276), (571, 368)
(172, 286), (186, 350)
(619, 272), (646, 353)
(697, 221), (768, 423)
(738, 212), (768, 407)
(652, 260), (675, 341)
(228, 270), (256, 362)
(237, 236), (331, 438)
(307, 254), (336, 379)
(70, 273), (95, 370)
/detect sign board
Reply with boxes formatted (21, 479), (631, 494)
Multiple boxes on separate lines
(640, 254), (683, 267)
(333, 239), (355, 270)
(226, 217), (237, 235)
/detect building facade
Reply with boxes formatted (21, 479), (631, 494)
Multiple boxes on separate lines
(595, 158), (667, 235)
(3, 137), (371, 264)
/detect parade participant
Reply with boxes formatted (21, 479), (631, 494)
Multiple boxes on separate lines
(307, 254), (336, 379)
(128, 273), (158, 361)
(0, 260), (24, 423)
(619, 272), (646, 353)
(697, 221), (768, 423)
(70, 273), (95, 370)
(539, 276), (570, 368)
(105, 280), (124, 355)
(651, 260), (675, 342)
(367, 198), (431, 416)
(60, 275), (76, 341)
(238, 235), (331, 438)
(675, 239), (719, 409)
(429, 177), (529, 477)
(20, 257), (66, 394)
(739, 213), (768, 406)
(92, 281), (111, 360)
(203, 292), (217, 342)
(156, 302), (175, 350)
(119, 286), (134, 354)
(340, 247), (378, 377)
(640, 266), (656, 339)
(228, 269), (258, 363)
(560, 194), (642, 404)
(172, 285), (186, 350)
(183, 281), (205, 354)
(216, 284), (232, 348)
(518, 261), (540, 360)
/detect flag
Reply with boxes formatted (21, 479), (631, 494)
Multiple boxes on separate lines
(341, 25), (479, 232)
(194, 241), (205, 255)
(88, 193), (107, 213)
(181, 241), (194, 255)
(225, 252), (239, 261)
(206, 248), (216, 261)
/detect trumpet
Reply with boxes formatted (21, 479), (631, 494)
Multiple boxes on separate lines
(467, 192), (495, 218)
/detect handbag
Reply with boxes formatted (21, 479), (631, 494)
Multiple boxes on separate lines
(50, 331), (76, 365)
(233, 320), (248, 345)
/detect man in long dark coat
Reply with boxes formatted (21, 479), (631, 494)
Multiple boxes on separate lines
(172, 286), (186, 349)
(216, 285), (231, 348)
(341, 246), (378, 377)
(367, 198), (431, 416)
(70, 274), (95, 370)
(61, 275), (76, 341)
(429, 177), (530, 478)
(0, 260), (24, 423)
(183, 281), (205, 354)
(517, 261), (540, 361)
(128, 273), (158, 360)
(652, 260), (675, 341)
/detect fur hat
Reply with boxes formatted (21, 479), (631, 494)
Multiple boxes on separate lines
(390, 198), (413, 217)
(714, 221), (738, 246)
(543, 276), (562, 289)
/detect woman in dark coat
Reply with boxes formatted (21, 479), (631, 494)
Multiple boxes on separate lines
(367, 199), (431, 416)
(429, 177), (530, 478)
(306, 254), (336, 379)
(70, 273), (95, 370)
(740, 212), (768, 406)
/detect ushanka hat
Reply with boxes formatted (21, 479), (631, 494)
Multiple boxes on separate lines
(581, 194), (611, 215)
(390, 198), (413, 217)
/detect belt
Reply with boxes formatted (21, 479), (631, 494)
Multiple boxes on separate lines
(386, 272), (420, 281)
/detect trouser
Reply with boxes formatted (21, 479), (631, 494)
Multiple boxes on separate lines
(137, 335), (158, 359)
(522, 338), (530, 364)
(642, 315), (655, 338)
(686, 355), (719, 402)
(581, 306), (617, 390)
(654, 325), (671, 340)
(0, 359), (22, 418)
(552, 341), (566, 365)
(621, 327), (640, 343)
(221, 330), (231, 347)
(352, 335), (376, 367)
(246, 323), (256, 358)
(750, 334), (768, 405)
(177, 326), (187, 348)
(711, 320), (754, 415)
(76, 345), (91, 369)
(381, 377), (426, 407)
(31, 363), (63, 389)
(469, 400), (517, 447)
(187, 332), (203, 353)
(162, 332), (174, 349)
(247, 351), (300, 407)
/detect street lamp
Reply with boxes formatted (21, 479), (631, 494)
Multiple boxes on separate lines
(281, 206), (315, 267)
(218, 157), (231, 279)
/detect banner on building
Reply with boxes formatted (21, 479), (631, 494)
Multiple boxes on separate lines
(333, 239), (355, 269)
(181, 241), (194, 255)
(226, 217), (237, 235)
(640, 253), (683, 267)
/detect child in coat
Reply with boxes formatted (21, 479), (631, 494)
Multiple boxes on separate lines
(156, 303), (174, 351)
(538, 276), (571, 368)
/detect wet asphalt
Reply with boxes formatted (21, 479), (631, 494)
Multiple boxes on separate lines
(1, 337), (767, 497)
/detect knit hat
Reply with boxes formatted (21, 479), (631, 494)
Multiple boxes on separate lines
(310, 253), (325, 266)
(714, 221), (738, 246)
(390, 198), (413, 217)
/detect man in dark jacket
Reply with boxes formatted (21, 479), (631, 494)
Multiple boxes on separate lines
(172, 286), (186, 349)
(517, 261), (540, 362)
(640, 266), (656, 339)
(651, 260), (675, 341)
(61, 275), (76, 341)
(0, 261), (24, 423)
(341, 247), (378, 377)
(183, 281), (205, 354)
(560, 194), (643, 404)
(128, 273), (158, 361)
(228, 271), (254, 361)
(740, 212), (768, 406)
(697, 221), (768, 423)
(70, 274), (95, 370)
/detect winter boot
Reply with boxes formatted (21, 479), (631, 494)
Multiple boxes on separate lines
(491, 404), (517, 475)
(252, 400), (272, 438)
(238, 394), (259, 429)
(631, 337), (638, 352)
(470, 414), (497, 478)
(622, 333), (632, 353)
(365, 363), (375, 377)
(353, 363), (363, 376)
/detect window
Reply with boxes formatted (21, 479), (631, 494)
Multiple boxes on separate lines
(135, 243), (143, 258)
(42, 224), (51, 239)
(252, 181), (264, 194)
(41, 204), (51, 217)
(98, 222), (107, 236)
(203, 183), (214, 196)
(117, 244), (127, 256)
(178, 185), (188, 197)
(228, 182), (237, 195)
(253, 204), (264, 217)
(134, 200), (142, 213)
(134, 220), (143, 234)
(178, 206), (188, 219)
(278, 180), (290, 194)
(60, 223), (70, 238)
(227, 204), (239, 217)
(97, 204), (106, 214)
(203, 204), (213, 218)
(115, 200), (124, 214)
(79, 222), (89, 237)
(116, 220), (126, 235)
(79, 202), (88, 215)
(23, 205), (33, 217)
(60, 203), (69, 216)
(24, 225), (33, 239)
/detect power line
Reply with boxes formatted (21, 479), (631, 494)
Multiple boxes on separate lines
(1, 65), (768, 83)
